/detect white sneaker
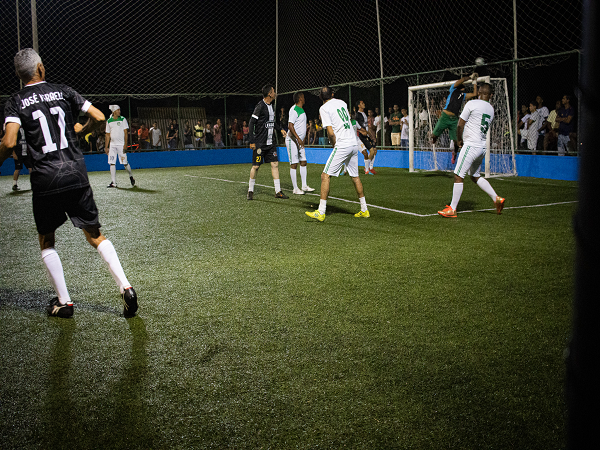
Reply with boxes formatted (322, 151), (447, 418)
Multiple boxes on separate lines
(293, 188), (305, 195)
(302, 186), (315, 192)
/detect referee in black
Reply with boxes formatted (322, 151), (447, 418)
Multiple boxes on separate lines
(247, 84), (289, 200)
(0, 48), (138, 318)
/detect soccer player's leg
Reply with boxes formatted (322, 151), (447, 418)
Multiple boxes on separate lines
(306, 145), (344, 220)
(448, 118), (459, 164)
(469, 161), (505, 214)
(33, 193), (73, 317)
(287, 138), (303, 194)
(248, 148), (263, 199)
(368, 139), (378, 175)
(108, 146), (118, 187)
(439, 145), (472, 217)
(118, 147), (135, 186)
(264, 146), (287, 198)
(346, 149), (369, 217)
(298, 146), (314, 192)
(431, 112), (450, 145)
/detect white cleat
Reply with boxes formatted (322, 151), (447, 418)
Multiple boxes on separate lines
(292, 188), (305, 195)
(302, 186), (315, 192)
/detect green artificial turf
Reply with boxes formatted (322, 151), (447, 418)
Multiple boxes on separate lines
(0, 164), (576, 449)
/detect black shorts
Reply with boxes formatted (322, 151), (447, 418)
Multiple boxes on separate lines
(252, 144), (278, 165)
(359, 134), (376, 151)
(32, 186), (100, 235)
(13, 153), (32, 171)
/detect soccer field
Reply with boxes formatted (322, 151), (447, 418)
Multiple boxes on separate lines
(0, 164), (576, 449)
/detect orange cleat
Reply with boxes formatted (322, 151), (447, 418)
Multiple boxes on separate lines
(369, 169), (378, 175)
(438, 205), (457, 218)
(495, 196), (505, 215)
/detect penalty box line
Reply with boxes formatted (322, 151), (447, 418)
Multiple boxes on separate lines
(184, 175), (578, 217)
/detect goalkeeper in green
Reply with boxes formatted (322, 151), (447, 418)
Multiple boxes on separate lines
(431, 72), (479, 164)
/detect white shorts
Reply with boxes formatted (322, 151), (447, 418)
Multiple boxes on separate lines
(454, 144), (485, 178)
(285, 136), (306, 164)
(108, 145), (128, 166)
(323, 144), (359, 177)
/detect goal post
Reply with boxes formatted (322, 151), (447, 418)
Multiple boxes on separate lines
(408, 77), (517, 177)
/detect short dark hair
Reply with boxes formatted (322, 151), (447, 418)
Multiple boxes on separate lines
(319, 86), (333, 102)
(355, 100), (363, 108)
(479, 82), (493, 95)
(293, 91), (304, 104)
(564, 94), (572, 103)
(262, 84), (274, 98)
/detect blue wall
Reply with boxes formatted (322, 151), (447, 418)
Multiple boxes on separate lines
(1, 147), (578, 181)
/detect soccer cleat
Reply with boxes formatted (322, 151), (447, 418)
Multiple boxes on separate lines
(354, 209), (370, 218)
(130, 176), (136, 186)
(293, 188), (305, 195)
(305, 210), (325, 222)
(495, 196), (506, 215)
(107, 182), (117, 188)
(247, 191), (253, 200)
(364, 169), (370, 175)
(275, 191), (289, 199)
(369, 169), (378, 175)
(12, 184), (19, 191)
(46, 297), (74, 318)
(302, 185), (315, 192)
(438, 205), (457, 218)
(122, 287), (138, 318)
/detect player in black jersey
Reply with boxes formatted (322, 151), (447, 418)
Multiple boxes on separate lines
(431, 72), (479, 164)
(246, 84), (288, 200)
(0, 48), (138, 319)
(354, 100), (377, 175)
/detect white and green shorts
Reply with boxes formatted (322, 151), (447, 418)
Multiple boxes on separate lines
(108, 144), (128, 166)
(454, 144), (485, 178)
(285, 136), (306, 164)
(323, 144), (359, 177)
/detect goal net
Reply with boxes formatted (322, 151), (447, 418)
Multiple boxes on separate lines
(408, 77), (516, 177)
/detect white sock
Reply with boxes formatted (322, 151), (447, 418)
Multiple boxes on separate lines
(110, 164), (117, 184)
(248, 178), (255, 192)
(300, 165), (308, 187)
(290, 168), (298, 190)
(364, 159), (371, 171)
(318, 199), (327, 214)
(450, 183), (463, 211)
(476, 177), (498, 201)
(97, 239), (130, 294)
(359, 196), (367, 212)
(125, 164), (133, 176)
(13, 179), (17, 186)
(274, 179), (281, 192)
(41, 248), (71, 305)
(371, 155), (376, 168)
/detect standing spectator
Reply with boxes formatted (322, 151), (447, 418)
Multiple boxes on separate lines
(367, 109), (376, 141)
(213, 119), (224, 148)
(183, 121), (194, 149)
(137, 122), (150, 150)
(236, 127), (243, 146)
(129, 121), (139, 152)
(242, 120), (250, 145)
(230, 118), (239, 146)
(555, 95), (575, 156)
(171, 119), (180, 147)
(544, 100), (562, 151)
(278, 107), (288, 132)
(535, 96), (549, 150)
(149, 121), (162, 149)
(385, 106), (393, 146)
(167, 124), (178, 149)
(400, 108), (409, 148)
(518, 104), (530, 150)
(419, 107), (429, 143)
(10, 127), (32, 191)
(389, 104), (402, 148)
(373, 109), (387, 146)
(194, 119), (204, 149)
(204, 121), (214, 148)
(97, 131), (105, 154)
(526, 101), (541, 154)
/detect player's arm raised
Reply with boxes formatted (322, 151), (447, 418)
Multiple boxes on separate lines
(74, 105), (105, 135)
(0, 122), (20, 165)
(456, 118), (466, 148)
(453, 75), (471, 89)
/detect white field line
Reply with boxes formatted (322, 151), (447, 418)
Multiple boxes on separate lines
(185, 174), (578, 217)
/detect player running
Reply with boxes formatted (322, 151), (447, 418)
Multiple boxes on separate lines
(354, 100), (378, 174)
(431, 72), (479, 164)
(0, 48), (138, 318)
(105, 105), (135, 188)
(247, 84), (288, 200)
(285, 91), (315, 194)
(437, 82), (505, 218)
(305, 87), (369, 222)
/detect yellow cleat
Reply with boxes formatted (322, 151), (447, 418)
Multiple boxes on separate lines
(354, 209), (370, 218)
(305, 210), (325, 222)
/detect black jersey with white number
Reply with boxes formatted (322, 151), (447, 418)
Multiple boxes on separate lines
(4, 81), (91, 196)
(249, 99), (281, 147)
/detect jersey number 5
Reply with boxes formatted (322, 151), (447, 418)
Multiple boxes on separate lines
(32, 106), (68, 153)
(480, 114), (492, 136)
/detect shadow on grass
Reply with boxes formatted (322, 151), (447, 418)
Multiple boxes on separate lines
(6, 188), (32, 196)
(423, 171), (454, 178)
(116, 186), (159, 194)
(41, 316), (156, 448)
(0, 288), (52, 310)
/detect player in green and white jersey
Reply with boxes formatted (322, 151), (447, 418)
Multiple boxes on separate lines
(105, 105), (135, 188)
(285, 92), (315, 194)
